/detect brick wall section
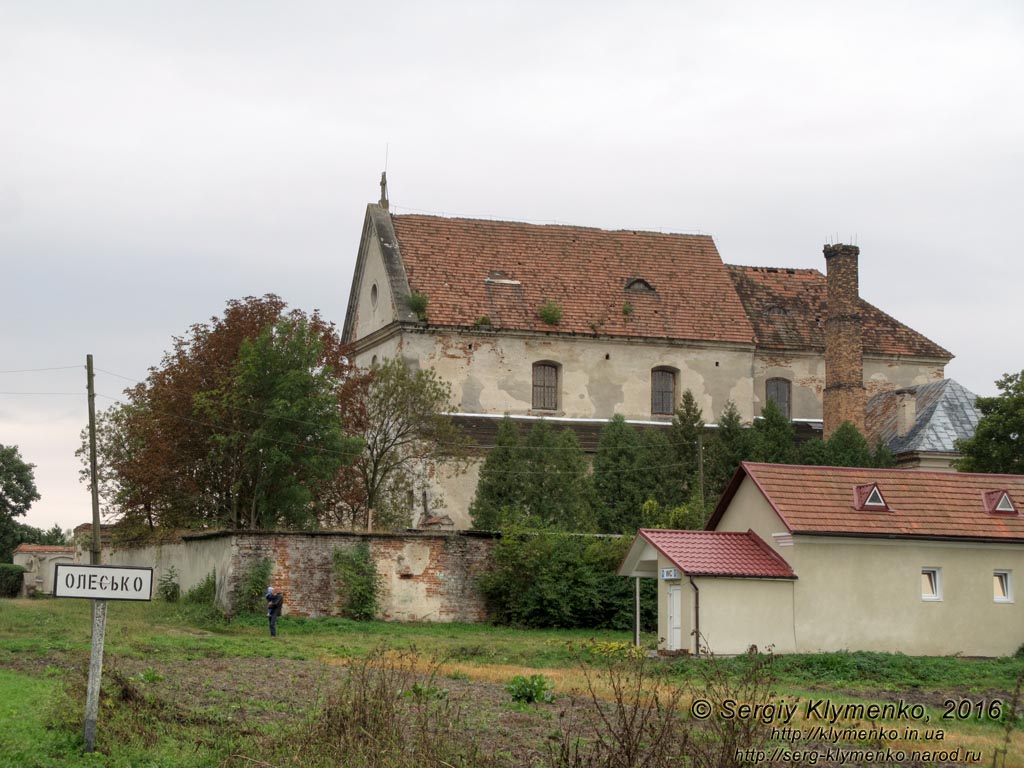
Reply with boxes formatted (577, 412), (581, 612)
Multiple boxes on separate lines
(226, 531), (495, 621)
(823, 244), (866, 439)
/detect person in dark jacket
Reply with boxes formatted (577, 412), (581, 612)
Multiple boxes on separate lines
(266, 585), (284, 637)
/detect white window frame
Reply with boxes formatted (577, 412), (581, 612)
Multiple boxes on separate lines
(921, 567), (942, 601)
(994, 570), (1013, 603)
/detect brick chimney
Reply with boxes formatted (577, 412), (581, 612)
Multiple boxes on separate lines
(823, 243), (866, 440)
(895, 387), (917, 438)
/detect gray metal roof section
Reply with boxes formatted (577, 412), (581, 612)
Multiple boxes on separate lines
(867, 379), (981, 455)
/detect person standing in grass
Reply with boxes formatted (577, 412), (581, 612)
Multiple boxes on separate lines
(266, 585), (284, 637)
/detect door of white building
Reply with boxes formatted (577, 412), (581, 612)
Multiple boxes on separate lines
(667, 584), (682, 651)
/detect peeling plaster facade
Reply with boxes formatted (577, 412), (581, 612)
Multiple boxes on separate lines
(341, 203), (951, 529)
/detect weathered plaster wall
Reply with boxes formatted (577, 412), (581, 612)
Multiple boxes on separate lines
(751, 352), (945, 420)
(13, 551), (76, 596)
(398, 330), (755, 423)
(102, 532), (496, 622)
(103, 535), (233, 598)
(352, 234), (398, 341)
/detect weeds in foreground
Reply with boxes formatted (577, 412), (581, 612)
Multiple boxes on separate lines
(551, 650), (690, 768)
(685, 644), (775, 768)
(273, 645), (494, 768)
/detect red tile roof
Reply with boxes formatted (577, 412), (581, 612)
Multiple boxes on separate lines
(715, 462), (1024, 541)
(391, 214), (756, 344)
(637, 528), (796, 578)
(727, 265), (951, 360)
(13, 544), (75, 554)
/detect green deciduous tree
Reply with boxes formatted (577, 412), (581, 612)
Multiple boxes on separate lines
(955, 370), (1024, 474)
(197, 318), (363, 530)
(478, 527), (654, 630)
(343, 358), (468, 531)
(81, 295), (364, 533)
(0, 444), (43, 562)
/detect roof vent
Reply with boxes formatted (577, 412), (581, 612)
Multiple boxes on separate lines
(763, 304), (790, 317)
(984, 490), (1018, 515)
(854, 482), (889, 511)
(625, 278), (655, 293)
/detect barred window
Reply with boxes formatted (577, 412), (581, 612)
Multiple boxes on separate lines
(532, 362), (559, 411)
(651, 368), (676, 415)
(766, 378), (792, 420)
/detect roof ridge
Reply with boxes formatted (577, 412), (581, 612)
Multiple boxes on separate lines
(391, 211), (713, 239)
(727, 264), (823, 275)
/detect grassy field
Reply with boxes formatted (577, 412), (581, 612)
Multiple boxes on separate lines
(1, 597), (1022, 767)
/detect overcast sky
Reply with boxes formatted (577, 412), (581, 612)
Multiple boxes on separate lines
(3, 1), (1023, 532)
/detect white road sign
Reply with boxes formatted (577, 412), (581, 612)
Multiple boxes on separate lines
(54, 564), (153, 601)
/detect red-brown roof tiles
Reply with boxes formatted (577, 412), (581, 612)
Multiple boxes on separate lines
(391, 214), (756, 345)
(637, 528), (796, 578)
(13, 544), (75, 554)
(726, 265), (951, 360)
(729, 463), (1024, 541)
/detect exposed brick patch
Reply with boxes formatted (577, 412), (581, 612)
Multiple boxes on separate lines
(131, 531), (497, 622)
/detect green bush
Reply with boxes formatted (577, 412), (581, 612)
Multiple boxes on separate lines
(333, 543), (379, 621)
(233, 557), (272, 616)
(407, 291), (429, 322)
(537, 299), (562, 326)
(505, 674), (554, 704)
(185, 570), (216, 605)
(0, 564), (26, 597)
(478, 529), (656, 630)
(157, 565), (180, 602)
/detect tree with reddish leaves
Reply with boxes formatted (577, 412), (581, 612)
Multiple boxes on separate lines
(81, 295), (364, 534)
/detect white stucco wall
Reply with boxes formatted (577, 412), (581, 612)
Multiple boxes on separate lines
(654, 559), (797, 656)
(713, 476), (1024, 656)
(104, 536), (232, 597)
(787, 536), (1024, 656)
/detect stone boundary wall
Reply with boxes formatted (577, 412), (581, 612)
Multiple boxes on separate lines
(99, 530), (496, 622)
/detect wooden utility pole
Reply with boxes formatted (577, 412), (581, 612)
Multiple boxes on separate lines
(86, 354), (101, 565)
(84, 354), (106, 752)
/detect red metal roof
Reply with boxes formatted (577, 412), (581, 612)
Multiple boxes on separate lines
(637, 528), (796, 579)
(391, 214), (756, 344)
(718, 463), (1024, 541)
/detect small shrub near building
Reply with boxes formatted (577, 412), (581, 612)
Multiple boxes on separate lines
(0, 564), (26, 597)
(234, 557), (272, 616)
(333, 543), (379, 621)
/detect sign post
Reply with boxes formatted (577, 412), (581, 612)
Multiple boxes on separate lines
(55, 564), (153, 752)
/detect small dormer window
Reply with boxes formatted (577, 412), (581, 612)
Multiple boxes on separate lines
(625, 278), (655, 293)
(763, 304), (790, 317)
(984, 490), (1018, 515)
(854, 482), (889, 511)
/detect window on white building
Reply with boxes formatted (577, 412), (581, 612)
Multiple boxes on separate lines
(921, 568), (942, 601)
(994, 570), (1013, 603)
